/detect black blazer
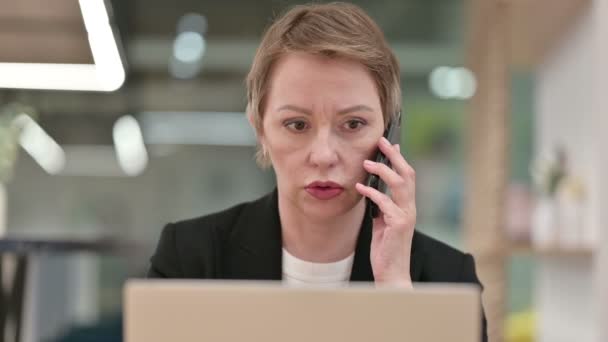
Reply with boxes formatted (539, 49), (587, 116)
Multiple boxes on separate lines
(148, 188), (488, 341)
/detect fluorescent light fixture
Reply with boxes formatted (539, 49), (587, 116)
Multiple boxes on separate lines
(453, 67), (477, 99)
(173, 31), (206, 63)
(0, 0), (125, 91)
(177, 13), (207, 34)
(113, 115), (148, 176)
(13, 114), (66, 174)
(169, 13), (207, 79)
(0, 63), (102, 91)
(169, 31), (205, 79)
(429, 66), (452, 100)
(429, 66), (477, 100)
(168, 57), (202, 79)
(79, 0), (125, 91)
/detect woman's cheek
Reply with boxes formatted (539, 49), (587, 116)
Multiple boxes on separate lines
(346, 133), (379, 157)
(273, 132), (306, 152)
(266, 132), (309, 164)
(341, 140), (375, 178)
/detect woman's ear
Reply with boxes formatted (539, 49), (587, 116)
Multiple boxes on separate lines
(247, 110), (264, 142)
(246, 109), (255, 129)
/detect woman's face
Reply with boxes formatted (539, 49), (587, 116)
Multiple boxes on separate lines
(259, 52), (385, 219)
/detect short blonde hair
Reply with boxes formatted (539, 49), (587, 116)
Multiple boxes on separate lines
(246, 2), (401, 168)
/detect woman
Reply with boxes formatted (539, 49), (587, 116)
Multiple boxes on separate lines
(148, 2), (487, 340)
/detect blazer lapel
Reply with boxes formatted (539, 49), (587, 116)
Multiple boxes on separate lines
(349, 206), (374, 281)
(225, 188), (283, 280)
(409, 232), (424, 282)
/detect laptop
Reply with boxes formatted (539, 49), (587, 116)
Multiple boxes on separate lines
(124, 280), (481, 342)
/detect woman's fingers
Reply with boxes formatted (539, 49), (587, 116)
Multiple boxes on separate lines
(363, 144), (415, 206)
(363, 159), (402, 188)
(355, 182), (401, 217)
(376, 137), (415, 181)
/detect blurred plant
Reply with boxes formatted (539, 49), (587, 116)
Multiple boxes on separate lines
(402, 101), (464, 158)
(558, 176), (586, 201)
(530, 146), (567, 197)
(0, 103), (36, 183)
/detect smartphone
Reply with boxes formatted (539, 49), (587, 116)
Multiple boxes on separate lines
(365, 111), (401, 218)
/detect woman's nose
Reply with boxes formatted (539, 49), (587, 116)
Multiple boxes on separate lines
(308, 128), (339, 168)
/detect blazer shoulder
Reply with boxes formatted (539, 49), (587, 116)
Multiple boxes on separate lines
(413, 230), (478, 283)
(413, 230), (468, 259)
(148, 200), (252, 278)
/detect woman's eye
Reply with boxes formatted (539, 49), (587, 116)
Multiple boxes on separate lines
(344, 119), (365, 131)
(285, 120), (309, 132)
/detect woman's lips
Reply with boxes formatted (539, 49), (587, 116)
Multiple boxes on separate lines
(305, 182), (344, 200)
(305, 187), (344, 200)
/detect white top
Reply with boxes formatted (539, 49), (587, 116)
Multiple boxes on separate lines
(282, 248), (355, 287)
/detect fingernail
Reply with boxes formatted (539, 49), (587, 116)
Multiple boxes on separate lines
(364, 160), (374, 167)
(381, 137), (390, 146)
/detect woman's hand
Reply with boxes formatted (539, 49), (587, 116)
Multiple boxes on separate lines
(355, 136), (416, 288)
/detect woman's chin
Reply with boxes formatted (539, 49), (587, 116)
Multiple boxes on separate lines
(301, 193), (361, 219)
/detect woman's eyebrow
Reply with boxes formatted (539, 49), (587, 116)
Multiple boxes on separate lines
(337, 105), (374, 115)
(277, 104), (374, 115)
(277, 105), (312, 115)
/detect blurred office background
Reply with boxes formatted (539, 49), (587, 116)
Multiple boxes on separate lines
(0, 0), (606, 341)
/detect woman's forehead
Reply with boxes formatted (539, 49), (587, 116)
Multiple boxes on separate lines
(266, 52), (381, 111)
(270, 52), (374, 84)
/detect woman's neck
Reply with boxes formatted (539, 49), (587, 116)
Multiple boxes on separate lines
(279, 194), (366, 263)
